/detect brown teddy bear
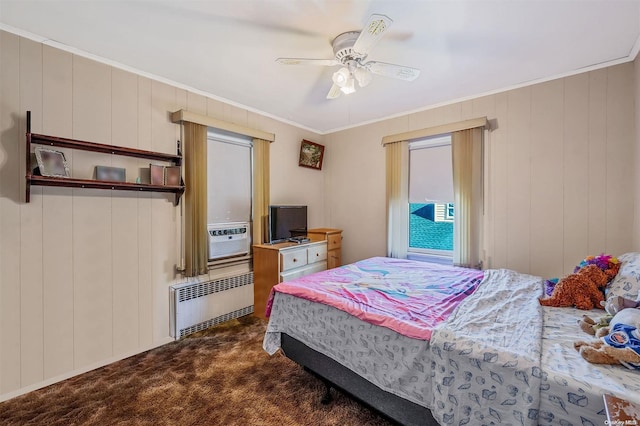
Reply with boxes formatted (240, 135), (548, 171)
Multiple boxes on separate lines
(574, 308), (640, 369)
(577, 295), (640, 336)
(539, 264), (617, 310)
(578, 313), (613, 336)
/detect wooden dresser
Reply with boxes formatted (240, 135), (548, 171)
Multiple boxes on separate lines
(252, 240), (327, 320)
(307, 228), (343, 269)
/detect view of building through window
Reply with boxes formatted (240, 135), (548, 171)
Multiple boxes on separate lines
(409, 203), (454, 251)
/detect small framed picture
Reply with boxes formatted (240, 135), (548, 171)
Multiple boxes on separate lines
(35, 147), (70, 177)
(150, 164), (164, 185)
(298, 139), (325, 170)
(95, 166), (126, 182)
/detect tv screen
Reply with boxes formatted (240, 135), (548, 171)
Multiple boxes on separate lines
(269, 205), (307, 243)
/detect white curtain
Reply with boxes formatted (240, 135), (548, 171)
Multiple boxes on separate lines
(385, 140), (409, 258)
(451, 127), (483, 268)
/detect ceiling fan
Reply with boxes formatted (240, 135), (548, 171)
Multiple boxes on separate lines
(276, 14), (420, 99)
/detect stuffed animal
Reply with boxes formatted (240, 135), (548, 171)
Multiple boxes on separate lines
(574, 308), (640, 369)
(578, 313), (613, 336)
(539, 264), (616, 310)
(577, 295), (640, 336)
(544, 254), (620, 296)
(603, 295), (640, 315)
(573, 254), (620, 275)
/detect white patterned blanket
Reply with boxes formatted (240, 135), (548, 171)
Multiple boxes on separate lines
(429, 269), (544, 426)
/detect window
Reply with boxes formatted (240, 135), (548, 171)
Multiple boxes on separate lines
(385, 120), (485, 267)
(207, 129), (253, 262)
(408, 135), (454, 263)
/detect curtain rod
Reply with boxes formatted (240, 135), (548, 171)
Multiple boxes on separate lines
(171, 109), (275, 142)
(382, 116), (489, 145)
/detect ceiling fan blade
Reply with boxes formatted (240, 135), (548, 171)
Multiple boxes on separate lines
(366, 61), (420, 81)
(276, 58), (340, 66)
(352, 14), (393, 57)
(326, 84), (342, 99)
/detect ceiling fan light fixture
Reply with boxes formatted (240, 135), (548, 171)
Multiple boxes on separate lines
(276, 14), (420, 101)
(332, 67), (350, 87)
(354, 67), (372, 87)
(340, 76), (356, 94)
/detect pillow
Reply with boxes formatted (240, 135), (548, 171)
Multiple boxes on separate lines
(606, 252), (640, 301)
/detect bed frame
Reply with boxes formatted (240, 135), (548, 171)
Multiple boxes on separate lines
(281, 333), (439, 426)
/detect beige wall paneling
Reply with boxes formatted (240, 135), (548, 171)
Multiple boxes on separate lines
(320, 131), (346, 256)
(150, 198), (175, 344)
(42, 43), (74, 189)
(471, 96), (496, 122)
(487, 93), (509, 269)
(408, 106), (441, 131)
(460, 100), (475, 121)
(111, 69), (140, 355)
(42, 46), (73, 139)
(42, 187), (74, 378)
(137, 189), (153, 348)
(187, 91), (207, 116)
(176, 90), (187, 122)
(19, 37), (45, 387)
(72, 56), (112, 182)
(326, 116), (406, 264)
(206, 98), (225, 121)
(150, 81), (178, 343)
(587, 69), (608, 253)
(321, 133), (334, 227)
(440, 103), (463, 125)
(137, 77), (153, 152)
(505, 87), (532, 273)
(327, 124), (386, 264)
(42, 45), (74, 379)
(151, 81), (176, 154)
(0, 31), (22, 394)
(72, 55), (114, 368)
(112, 191), (140, 354)
(605, 64), (635, 255)
(111, 68), (140, 181)
(246, 110), (271, 136)
(136, 76), (153, 348)
(470, 95), (498, 268)
(223, 103), (248, 126)
(268, 118), (325, 228)
(72, 189), (113, 367)
(529, 80), (564, 278)
(72, 56), (111, 144)
(562, 73), (590, 271)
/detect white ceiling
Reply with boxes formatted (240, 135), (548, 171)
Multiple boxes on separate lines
(1, 1), (639, 133)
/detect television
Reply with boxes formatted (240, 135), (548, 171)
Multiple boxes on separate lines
(269, 205), (308, 243)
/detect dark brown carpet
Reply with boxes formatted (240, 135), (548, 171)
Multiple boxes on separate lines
(0, 316), (393, 425)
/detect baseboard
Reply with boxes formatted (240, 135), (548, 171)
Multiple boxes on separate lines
(0, 336), (175, 402)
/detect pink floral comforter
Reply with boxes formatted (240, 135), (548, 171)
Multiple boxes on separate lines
(266, 257), (484, 340)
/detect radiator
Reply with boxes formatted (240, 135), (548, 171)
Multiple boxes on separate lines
(170, 272), (254, 339)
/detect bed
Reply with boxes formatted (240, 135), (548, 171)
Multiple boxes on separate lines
(263, 253), (640, 426)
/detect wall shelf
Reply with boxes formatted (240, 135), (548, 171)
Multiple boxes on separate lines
(25, 111), (185, 205)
